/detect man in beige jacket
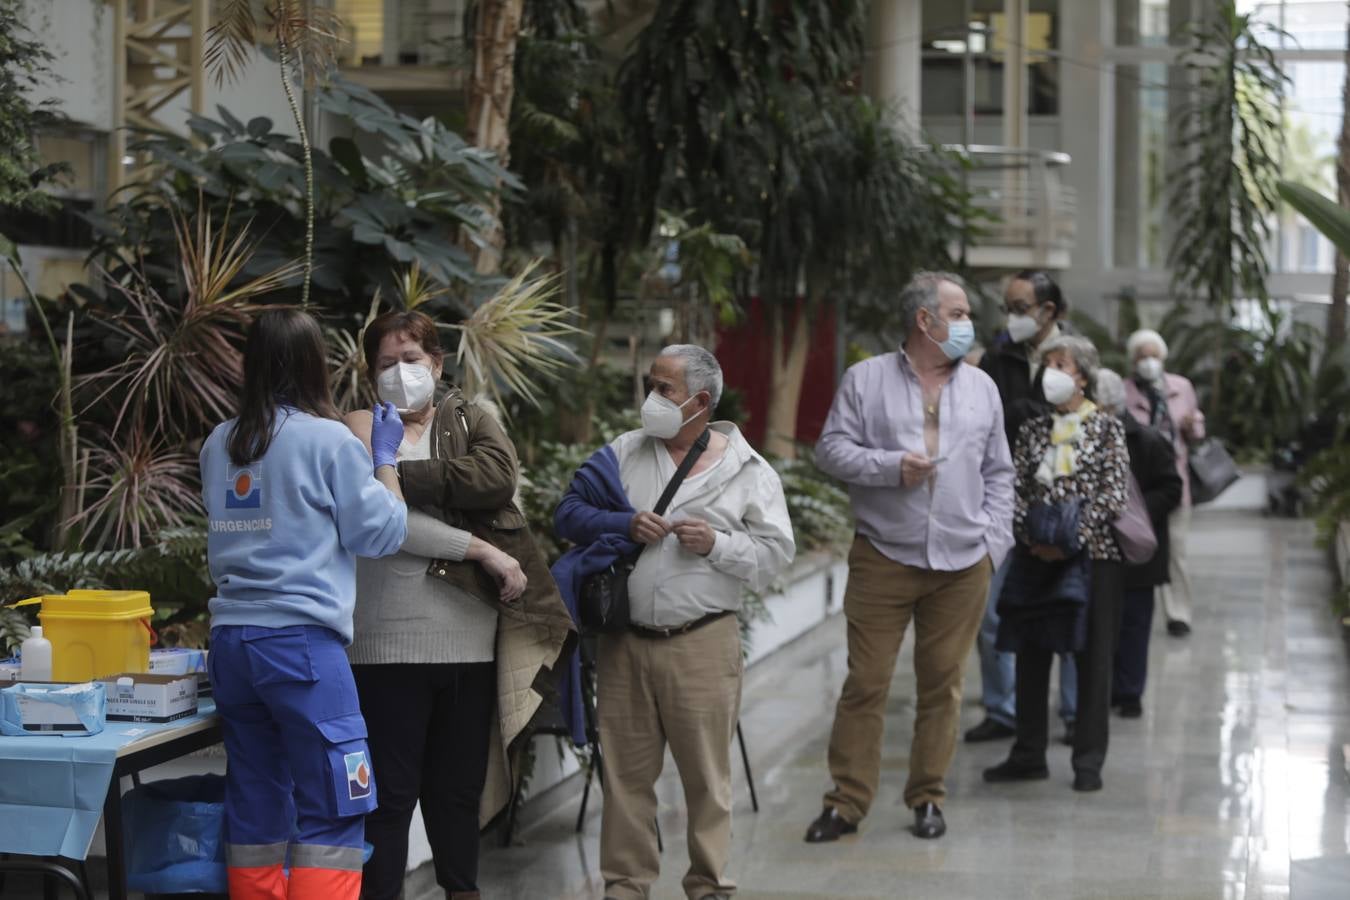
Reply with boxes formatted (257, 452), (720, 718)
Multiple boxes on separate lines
(555, 344), (796, 900)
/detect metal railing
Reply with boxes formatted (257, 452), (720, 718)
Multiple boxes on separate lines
(945, 145), (1077, 269)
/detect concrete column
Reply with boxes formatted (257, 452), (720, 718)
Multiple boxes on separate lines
(1002, 0), (1029, 150)
(1055, 0), (1111, 317)
(866, 0), (922, 133)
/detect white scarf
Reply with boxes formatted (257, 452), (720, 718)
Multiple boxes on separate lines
(1036, 401), (1098, 487)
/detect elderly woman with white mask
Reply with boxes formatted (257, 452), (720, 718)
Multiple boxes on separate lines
(1123, 329), (1205, 638)
(984, 335), (1129, 793)
(1095, 370), (1183, 718)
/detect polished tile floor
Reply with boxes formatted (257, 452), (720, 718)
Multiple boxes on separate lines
(451, 513), (1350, 900)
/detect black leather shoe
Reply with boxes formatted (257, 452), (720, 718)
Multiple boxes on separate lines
(964, 717), (1016, 742)
(1167, 620), (1191, 637)
(983, 759), (1050, 782)
(912, 802), (946, 839)
(1073, 771), (1103, 792)
(1059, 722), (1076, 746)
(804, 807), (857, 843)
(1118, 700), (1143, 718)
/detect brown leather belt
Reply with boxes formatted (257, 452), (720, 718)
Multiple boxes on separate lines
(628, 610), (733, 640)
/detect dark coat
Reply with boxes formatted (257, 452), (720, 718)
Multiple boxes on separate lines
(1121, 413), (1184, 590)
(980, 334), (1051, 447)
(397, 389), (577, 826)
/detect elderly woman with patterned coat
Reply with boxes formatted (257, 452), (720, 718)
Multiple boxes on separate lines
(983, 335), (1130, 793)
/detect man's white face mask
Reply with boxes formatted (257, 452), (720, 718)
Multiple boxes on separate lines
(640, 391), (700, 439)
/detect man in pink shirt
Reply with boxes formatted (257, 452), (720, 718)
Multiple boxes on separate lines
(803, 272), (1015, 844)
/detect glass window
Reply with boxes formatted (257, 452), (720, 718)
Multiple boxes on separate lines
(1115, 0), (1198, 47)
(1276, 60), (1343, 273)
(920, 0), (1060, 118)
(337, 0), (385, 65)
(1237, 1), (1350, 50)
(1113, 63), (1171, 268)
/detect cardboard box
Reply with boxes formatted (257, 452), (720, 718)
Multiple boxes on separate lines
(0, 681), (106, 735)
(100, 672), (199, 723)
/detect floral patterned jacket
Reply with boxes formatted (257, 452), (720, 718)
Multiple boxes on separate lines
(1012, 409), (1130, 562)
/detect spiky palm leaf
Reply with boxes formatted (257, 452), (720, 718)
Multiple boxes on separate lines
(328, 292), (384, 411)
(453, 261), (584, 411)
(396, 260), (448, 310)
(207, 0), (343, 88)
(79, 209), (302, 440)
(206, 1), (346, 307)
(66, 435), (203, 551)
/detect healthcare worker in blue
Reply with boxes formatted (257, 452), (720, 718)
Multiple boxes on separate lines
(201, 309), (409, 900)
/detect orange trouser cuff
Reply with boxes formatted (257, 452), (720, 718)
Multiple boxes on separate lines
(287, 864), (362, 900)
(227, 864), (288, 900)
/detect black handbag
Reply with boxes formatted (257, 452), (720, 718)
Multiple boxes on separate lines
(1188, 438), (1240, 504)
(578, 429), (711, 633)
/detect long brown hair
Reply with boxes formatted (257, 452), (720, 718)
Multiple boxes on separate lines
(228, 309), (339, 465)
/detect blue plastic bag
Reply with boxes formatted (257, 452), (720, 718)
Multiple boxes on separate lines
(124, 774), (228, 894)
(123, 775), (375, 894)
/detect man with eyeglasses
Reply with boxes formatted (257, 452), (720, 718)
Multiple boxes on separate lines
(964, 269), (1079, 746)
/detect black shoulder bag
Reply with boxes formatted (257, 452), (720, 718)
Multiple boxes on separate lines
(579, 429), (711, 633)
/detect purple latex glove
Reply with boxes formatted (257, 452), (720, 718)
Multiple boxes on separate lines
(370, 401), (405, 469)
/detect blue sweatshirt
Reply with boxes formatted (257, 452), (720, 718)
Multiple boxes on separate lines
(202, 408), (408, 645)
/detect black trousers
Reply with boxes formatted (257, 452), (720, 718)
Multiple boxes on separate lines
(1009, 561), (1124, 776)
(1112, 588), (1156, 704)
(354, 661), (495, 900)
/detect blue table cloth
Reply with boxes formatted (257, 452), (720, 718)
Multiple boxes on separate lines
(0, 700), (217, 860)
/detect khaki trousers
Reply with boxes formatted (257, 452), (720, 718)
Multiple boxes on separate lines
(597, 613), (743, 900)
(1158, 505), (1193, 626)
(824, 537), (990, 821)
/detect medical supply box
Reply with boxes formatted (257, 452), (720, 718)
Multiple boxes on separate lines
(99, 672), (199, 723)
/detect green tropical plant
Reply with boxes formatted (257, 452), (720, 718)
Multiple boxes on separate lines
(452, 261), (583, 411)
(66, 438), (203, 552)
(0, 0), (69, 213)
(618, 1), (973, 458)
(93, 79), (512, 319)
(1168, 1), (1287, 425)
(80, 209), (301, 441)
(773, 452), (854, 557)
(207, 0), (345, 306)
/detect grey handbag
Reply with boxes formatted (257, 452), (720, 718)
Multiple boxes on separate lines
(1113, 474), (1159, 565)
(1188, 438), (1240, 504)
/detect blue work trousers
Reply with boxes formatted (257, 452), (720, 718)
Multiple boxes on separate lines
(209, 624), (376, 900)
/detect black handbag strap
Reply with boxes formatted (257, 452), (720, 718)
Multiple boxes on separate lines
(652, 428), (711, 517)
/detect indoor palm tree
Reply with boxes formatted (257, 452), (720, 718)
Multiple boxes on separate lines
(1167, 0), (1286, 424)
(207, 0), (343, 306)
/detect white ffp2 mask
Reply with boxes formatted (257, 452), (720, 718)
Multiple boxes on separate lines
(640, 391), (699, 439)
(377, 362), (437, 412)
(1041, 367), (1078, 407)
(1135, 357), (1164, 383)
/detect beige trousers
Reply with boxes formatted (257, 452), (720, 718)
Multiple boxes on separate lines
(597, 613), (743, 900)
(823, 537), (990, 821)
(1158, 505), (1193, 626)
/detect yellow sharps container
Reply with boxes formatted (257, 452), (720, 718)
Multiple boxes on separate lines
(16, 590), (154, 681)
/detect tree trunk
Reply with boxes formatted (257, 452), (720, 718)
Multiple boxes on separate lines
(466, 0), (525, 276)
(764, 300), (811, 460)
(1331, 8), (1350, 349)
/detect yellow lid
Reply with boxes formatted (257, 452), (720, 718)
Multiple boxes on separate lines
(27, 590), (153, 618)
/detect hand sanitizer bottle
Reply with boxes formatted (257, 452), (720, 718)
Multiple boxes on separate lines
(21, 626), (53, 681)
